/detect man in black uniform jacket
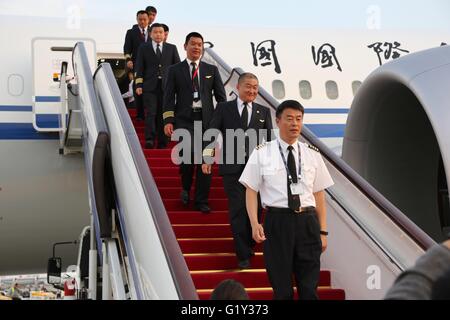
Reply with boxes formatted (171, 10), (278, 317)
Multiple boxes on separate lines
(202, 73), (273, 268)
(131, 6), (157, 33)
(163, 32), (226, 213)
(123, 10), (150, 120)
(135, 23), (180, 149)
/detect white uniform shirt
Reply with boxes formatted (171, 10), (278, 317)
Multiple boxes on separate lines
(239, 137), (334, 208)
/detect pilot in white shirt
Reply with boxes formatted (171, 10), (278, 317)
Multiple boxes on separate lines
(239, 138), (333, 209)
(239, 100), (334, 300)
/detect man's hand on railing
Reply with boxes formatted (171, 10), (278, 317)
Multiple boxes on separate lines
(164, 123), (174, 137)
(136, 88), (143, 96)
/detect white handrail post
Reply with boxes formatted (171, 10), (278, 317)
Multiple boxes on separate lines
(88, 215), (97, 300)
(59, 69), (68, 151)
(102, 242), (111, 300)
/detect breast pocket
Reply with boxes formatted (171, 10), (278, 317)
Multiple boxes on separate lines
(302, 165), (316, 186)
(262, 167), (285, 184)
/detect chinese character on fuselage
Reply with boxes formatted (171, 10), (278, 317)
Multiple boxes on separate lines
(311, 43), (342, 72)
(251, 40), (281, 74)
(367, 41), (410, 66)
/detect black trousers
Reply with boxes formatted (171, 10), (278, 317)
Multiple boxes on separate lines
(263, 209), (322, 300)
(133, 83), (145, 120)
(222, 173), (260, 261)
(143, 81), (167, 148)
(179, 117), (211, 206)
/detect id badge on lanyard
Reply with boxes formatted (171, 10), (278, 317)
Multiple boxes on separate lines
(278, 141), (304, 195)
(290, 182), (304, 195)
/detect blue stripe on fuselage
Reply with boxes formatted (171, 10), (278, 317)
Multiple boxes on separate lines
(0, 123), (58, 140)
(0, 105), (349, 139)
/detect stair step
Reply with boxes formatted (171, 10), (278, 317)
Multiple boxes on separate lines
(173, 224), (231, 238)
(132, 119), (145, 126)
(168, 211), (229, 224)
(197, 287), (345, 300)
(150, 166), (219, 177)
(184, 253), (265, 270)
(154, 177), (224, 188)
(144, 149), (174, 157)
(178, 238), (263, 254)
(139, 141), (177, 150)
(147, 157), (219, 167)
(191, 269), (330, 290)
(159, 187), (226, 199)
(163, 198), (227, 211)
(147, 157), (178, 167)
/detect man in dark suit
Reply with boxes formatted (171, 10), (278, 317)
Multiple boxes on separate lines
(123, 10), (150, 120)
(163, 32), (226, 213)
(135, 23), (180, 149)
(145, 6), (157, 24)
(161, 23), (170, 42)
(202, 73), (273, 268)
(131, 6), (157, 32)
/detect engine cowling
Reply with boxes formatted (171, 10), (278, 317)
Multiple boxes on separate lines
(342, 45), (450, 241)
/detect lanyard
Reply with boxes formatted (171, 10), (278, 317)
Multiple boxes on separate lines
(191, 64), (199, 92)
(277, 140), (301, 183)
(191, 61), (200, 82)
(192, 65), (199, 80)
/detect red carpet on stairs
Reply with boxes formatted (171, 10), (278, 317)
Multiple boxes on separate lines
(128, 109), (345, 300)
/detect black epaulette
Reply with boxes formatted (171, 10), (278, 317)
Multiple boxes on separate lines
(307, 144), (319, 152)
(255, 142), (267, 150)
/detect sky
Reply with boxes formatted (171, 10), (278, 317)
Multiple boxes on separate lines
(1, 0), (449, 30)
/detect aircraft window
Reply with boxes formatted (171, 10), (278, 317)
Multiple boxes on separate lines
(352, 81), (362, 96)
(326, 80), (339, 100)
(272, 80), (285, 99)
(8, 74), (24, 96)
(299, 80), (312, 99)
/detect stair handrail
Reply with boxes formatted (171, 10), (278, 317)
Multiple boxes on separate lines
(93, 62), (198, 300)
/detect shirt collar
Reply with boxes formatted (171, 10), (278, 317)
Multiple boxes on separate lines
(186, 58), (200, 68)
(278, 137), (299, 153)
(152, 40), (162, 48)
(237, 97), (252, 110)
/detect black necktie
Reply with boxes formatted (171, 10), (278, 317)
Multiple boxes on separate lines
(287, 145), (301, 211)
(191, 62), (200, 102)
(156, 44), (162, 60)
(241, 102), (248, 130)
(141, 29), (145, 41)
